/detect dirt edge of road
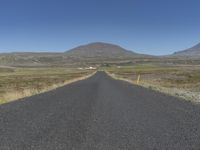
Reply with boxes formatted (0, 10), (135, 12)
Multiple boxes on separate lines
(106, 71), (200, 104)
(1, 71), (97, 105)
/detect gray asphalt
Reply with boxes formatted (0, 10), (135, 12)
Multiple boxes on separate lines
(0, 71), (200, 150)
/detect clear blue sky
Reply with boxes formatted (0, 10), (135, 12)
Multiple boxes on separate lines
(0, 0), (200, 55)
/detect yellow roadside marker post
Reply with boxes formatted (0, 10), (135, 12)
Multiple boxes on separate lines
(137, 74), (140, 85)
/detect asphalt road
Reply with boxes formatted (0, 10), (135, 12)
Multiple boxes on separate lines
(0, 71), (200, 150)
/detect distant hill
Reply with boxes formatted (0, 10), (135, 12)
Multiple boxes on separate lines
(0, 52), (65, 66)
(0, 42), (153, 66)
(65, 42), (146, 59)
(66, 42), (134, 56)
(173, 43), (200, 56)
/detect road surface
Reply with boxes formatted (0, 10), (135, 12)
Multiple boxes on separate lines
(0, 72), (200, 150)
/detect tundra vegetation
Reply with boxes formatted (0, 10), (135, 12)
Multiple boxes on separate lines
(0, 67), (94, 104)
(106, 63), (200, 103)
(0, 42), (200, 104)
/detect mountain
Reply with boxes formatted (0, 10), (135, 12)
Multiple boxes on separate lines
(0, 42), (152, 66)
(173, 43), (200, 56)
(65, 42), (144, 60)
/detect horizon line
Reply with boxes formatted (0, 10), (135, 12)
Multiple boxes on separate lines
(0, 41), (197, 56)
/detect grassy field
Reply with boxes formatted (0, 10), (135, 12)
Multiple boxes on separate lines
(0, 67), (94, 104)
(106, 64), (200, 103)
(1, 62), (200, 104)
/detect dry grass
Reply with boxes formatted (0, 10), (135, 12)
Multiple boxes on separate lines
(106, 64), (200, 103)
(0, 67), (95, 104)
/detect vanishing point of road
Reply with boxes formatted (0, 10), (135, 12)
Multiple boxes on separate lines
(0, 72), (200, 150)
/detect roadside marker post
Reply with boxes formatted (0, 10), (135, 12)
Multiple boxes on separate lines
(137, 74), (140, 85)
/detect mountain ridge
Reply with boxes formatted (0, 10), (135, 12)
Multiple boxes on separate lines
(0, 42), (151, 66)
(65, 42), (141, 58)
(173, 42), (200, 56)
